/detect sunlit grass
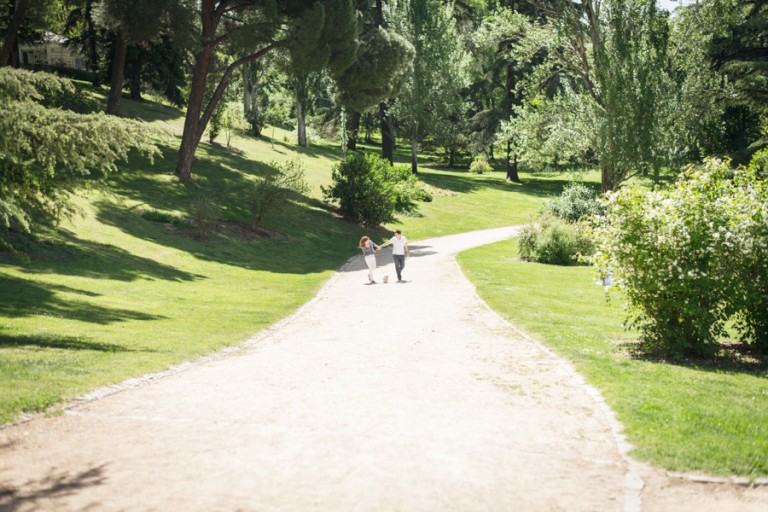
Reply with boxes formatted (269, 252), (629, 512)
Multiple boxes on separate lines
(2, 94), (557, 424)
(458, 239), (768, 478)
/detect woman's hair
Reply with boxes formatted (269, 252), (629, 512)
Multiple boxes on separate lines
(359, 236), (369, 248)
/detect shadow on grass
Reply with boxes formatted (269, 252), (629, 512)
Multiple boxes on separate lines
(0, 331), (133, 352)
(247, 133), (343, 161)
(417, 167), (583, 200)
(0, 276), (165, 325)
(88, 142), (375, 275)
(119, 96), (184, 124)
(618, 341), (768, 377)
(0, 465), (108, 512)
(5, 230), (202, 283)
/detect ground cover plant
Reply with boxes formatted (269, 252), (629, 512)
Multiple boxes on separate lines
(458, 239), (768, 478)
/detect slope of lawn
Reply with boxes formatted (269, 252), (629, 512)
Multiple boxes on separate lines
(0, 92), (556, 425)
(458, 239), (768, 478)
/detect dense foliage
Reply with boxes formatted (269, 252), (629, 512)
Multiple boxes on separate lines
(591, 159), (768, 356)
(544, 183), (604, 222)
(518, 214), (593, 266)
(322, 152), (424, 226)
(0, 68), (159, 254)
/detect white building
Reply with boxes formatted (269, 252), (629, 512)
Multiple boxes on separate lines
(18, 32), (86, 71)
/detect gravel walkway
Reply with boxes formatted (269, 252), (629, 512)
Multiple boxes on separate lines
(1, 226), (765, 511)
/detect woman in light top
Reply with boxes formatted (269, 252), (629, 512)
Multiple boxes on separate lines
(359, 235), (381, 284)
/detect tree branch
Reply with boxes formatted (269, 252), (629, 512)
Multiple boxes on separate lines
(197, 42), (281, 141)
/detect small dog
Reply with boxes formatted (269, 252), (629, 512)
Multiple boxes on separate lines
(383, 275), (389, 284)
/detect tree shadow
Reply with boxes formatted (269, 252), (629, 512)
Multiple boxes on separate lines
(90, 144), (370, 275)
(244, 133), (343, 161)
(417, 167), (580, 200)
(5, 230), (202, 283)
(119, 96), (184, 124)
(617, 340), (768, 377)
(0, 465), (108, 512)
(337, 244), (438, 276)
(0, 275), (165, 325)
(0, 330), (135, 352)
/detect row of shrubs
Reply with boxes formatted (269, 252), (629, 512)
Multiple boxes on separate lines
(523, 159), (767, 357)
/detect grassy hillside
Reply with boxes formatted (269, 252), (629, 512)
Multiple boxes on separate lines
(0, 93), (563, 425)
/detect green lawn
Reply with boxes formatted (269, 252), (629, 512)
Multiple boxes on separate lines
(0, 93), (556, 424)
(458, 240), (768, 478)
(4, 91), (763, 479)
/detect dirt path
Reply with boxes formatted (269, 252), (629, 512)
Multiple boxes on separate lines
(1, 226), (765, 511)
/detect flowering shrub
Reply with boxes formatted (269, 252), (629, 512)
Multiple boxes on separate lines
(590, 159), (768, 356)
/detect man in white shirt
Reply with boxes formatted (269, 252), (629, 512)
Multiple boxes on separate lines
(379, 229), (410, 282)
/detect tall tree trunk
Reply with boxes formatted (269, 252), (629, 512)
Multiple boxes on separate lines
(410, 121), (419, 173)
(0, 0), (30, 67)
(506, 141), (521, 182)
(380, 101), (394, 164)
(106, 29), (127, 115)
(86, 1), (100, 86)
(175, 43), (214, 180)
(449, 148), (455, 168)
(175, 0), (277, 180)
(601, 161), (616, 192)
(129, 64), (142, 100)
(296, 78), (307, 147)
(175, 0), (220, 180)
(10, 39), (19, 67)
(243, 64), (261, 137)
(347, 109), (360, 151)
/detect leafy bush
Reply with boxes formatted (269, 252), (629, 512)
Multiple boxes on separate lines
(518, 215), (594, 265)
(0, 68), (158, 256)
(748, 147), (768, 179)
(248, 159), (310, 227)
(591, 159), (768, 356)
(544, 183), (604, 222)
(322, 153), (424, 226)
(469, 158), (492, 174)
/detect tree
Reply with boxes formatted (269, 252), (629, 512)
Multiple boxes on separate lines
(709, 0), (768, 111)
(0, 0), (65, 67)
(95, 0), (183, 115)
(123, 35), (186, 105)
(531, 0), (674, 191)
(334, 4), (414, 154)
(391, 0), (469, 173)
(174, 0), (362, 180)
(467, 7), (546, 178)
(0, 0), (31, 66)
(63, 0), (104, 87)
(0, 68), (158, 255)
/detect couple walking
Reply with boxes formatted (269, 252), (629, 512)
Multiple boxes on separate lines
(359, 230), (410, 284)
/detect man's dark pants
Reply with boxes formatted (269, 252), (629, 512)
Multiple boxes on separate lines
(393, 254), (405, 280)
